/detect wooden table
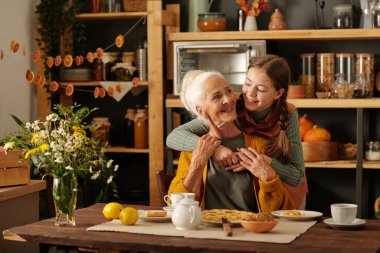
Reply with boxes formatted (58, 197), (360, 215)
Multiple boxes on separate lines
(3, 203), (380, 253)
(0, 180), (46, 253)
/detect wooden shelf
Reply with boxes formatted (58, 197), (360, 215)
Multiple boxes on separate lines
(168, 29), (380, 42)
(105, 146), (149, 153)
(60, 81), (148, 87)
(172, 159), (380, 169)
(166, 97), (380, 109)
(75, 12), (147, 20)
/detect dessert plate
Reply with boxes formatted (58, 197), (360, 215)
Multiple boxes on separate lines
(323, 218), (366, 229)
(271, 210), (323, 221)
(138, 210), (172, 222)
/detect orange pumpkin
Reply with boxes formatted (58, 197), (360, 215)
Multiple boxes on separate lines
(303, 125), (331, 142)
(299, 114), (314, 141)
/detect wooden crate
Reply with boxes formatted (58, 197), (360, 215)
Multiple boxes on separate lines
(0, 151), (30, 187)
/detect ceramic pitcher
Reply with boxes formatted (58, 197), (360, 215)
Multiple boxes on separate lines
(171, 198), (202, 230)
(188, 0), (214, 32)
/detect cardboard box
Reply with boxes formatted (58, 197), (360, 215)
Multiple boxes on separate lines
(0, 151), (30, 187)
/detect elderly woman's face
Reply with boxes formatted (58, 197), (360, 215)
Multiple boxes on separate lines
(200, 75), (237, 125)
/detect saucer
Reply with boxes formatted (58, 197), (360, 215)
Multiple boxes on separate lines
(163, 206), (174, 213)
(323, 218), (366, 229)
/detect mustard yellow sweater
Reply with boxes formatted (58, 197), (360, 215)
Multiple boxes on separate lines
(168, 134), (295, 212)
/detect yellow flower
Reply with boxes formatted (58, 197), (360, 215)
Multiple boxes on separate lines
(72, 126), (86, 138)
(39, 143), (49, 152)
(24, 143), (49, 159)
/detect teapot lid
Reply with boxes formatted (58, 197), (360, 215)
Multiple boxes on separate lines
(178, 198), (199, 205)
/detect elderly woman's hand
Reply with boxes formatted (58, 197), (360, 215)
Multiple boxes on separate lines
(192, 134), (221, 166)
(235, 147), (277, 182)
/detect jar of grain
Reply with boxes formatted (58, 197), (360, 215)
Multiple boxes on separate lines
(355, 53), (374, 97)
(92, 117), (111, 145)
(365, 141), (380, 161)
(299, 53), (315, 98)
(335, 53), (355, 84)
(317, 53), (335, 92)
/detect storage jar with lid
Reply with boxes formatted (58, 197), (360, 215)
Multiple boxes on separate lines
(122, 52), (135, 66)
(93, 58), (104, 81)
(355, 53), (374, 97)
(134, 108), (148, 149)
(330, 73), (355, 99)
(112, 63), (136, 81)
(124, 109), (136, 148)
(92, 117), (111, 145)
(102, 52), (120, 81)
(299, 53), (315, 98)
(197, 12), (227, 32)
(333, 4), (353, 28)
(353, 73), (370, 98)
(365, 141), (380, 161)
(317, 53), (335, 92)
(335, 53), (355, 84)
(373, 0), (380, 28)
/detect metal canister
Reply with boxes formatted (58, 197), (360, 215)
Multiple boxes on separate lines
(136, 43), (147, 81)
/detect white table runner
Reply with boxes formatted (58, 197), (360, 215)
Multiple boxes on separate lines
(87, 219), (316, 244)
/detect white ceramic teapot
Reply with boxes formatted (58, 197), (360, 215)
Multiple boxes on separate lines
(171, 198), (202, 230)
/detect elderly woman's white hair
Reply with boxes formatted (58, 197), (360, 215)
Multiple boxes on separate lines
(180, 70), (226, 118)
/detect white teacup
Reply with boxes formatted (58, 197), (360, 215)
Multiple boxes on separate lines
(331, 203), (357, 224)
(163, 192), (195, 207)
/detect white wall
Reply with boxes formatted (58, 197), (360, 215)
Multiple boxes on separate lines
(0, 0), (38, 137)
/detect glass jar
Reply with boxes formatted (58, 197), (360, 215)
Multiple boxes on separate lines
(365, 141), (380, 161)
(124, 109), (136, 148)
(197, 12), (227, 32)
(93, 58), (104, 81)
(331, 73), (355, 99)
(355, 53), (374, 97)
(134, 108), (148, 149)
(102, 52), (120, 81)
(353, 73), (370, 98)
(299, 53), (315, 98)
(335, 53), (355, 84)
(112, 63), (136, 81)
(333, 4), (353, 28)
(373, 0), (380, 28)
(92, 117), (111, 145)
(317, 53), (335, 92)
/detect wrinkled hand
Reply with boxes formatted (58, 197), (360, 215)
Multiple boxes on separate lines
(236, 147), (277, 182)
(212, 145), (236, 167)
(192, 134), (221, 165)
(224, 152), (244, 171)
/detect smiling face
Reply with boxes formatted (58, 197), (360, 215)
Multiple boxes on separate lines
(196, 75), (237, 126)
(242, 67), (284, 112)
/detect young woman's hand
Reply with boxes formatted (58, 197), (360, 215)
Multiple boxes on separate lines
(236, 147), (277, 182)
(212, 145), (235, 167)
(224, 152), (244, 171)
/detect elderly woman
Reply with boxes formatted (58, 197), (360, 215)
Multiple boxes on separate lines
(168, 70), (294, 212)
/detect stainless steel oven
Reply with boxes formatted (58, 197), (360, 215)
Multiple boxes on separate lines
(173, 40), (266, 95)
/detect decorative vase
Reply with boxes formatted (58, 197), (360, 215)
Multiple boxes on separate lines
(244, 15), (258, 31)
(52, 175), (78, 226)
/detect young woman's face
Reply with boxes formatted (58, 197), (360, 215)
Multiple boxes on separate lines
(242, 67), (284, 111)
(199, 75), (237, 125)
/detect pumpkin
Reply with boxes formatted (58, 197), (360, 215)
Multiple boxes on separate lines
(299, 114), (314, 141)
(303, 125), (331, 142)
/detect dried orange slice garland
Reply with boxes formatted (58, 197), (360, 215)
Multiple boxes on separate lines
(86, 52), (94, 63)
(94, 87), (100, 99)
(64, 55), (73, 67)
(75, 55), (84, 66)
(108, 86), (115, 97)
(116, 83), (122, 93)
(115, 34), (125, 48)
(25, 70), (34, 83)
(65, 84), (74, 96)
(96, 48), (104, 59)
(46, 57), (54, 68)
(33, 50), (41, 62)
(99, 87), (106, 98)
(0, 49), (3, 60)
(49, 81), (59, 92)
(54, 55), (62, 67)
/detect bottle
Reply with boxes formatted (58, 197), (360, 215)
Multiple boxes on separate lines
(136, 43), (147, 81)
(92, 117), (111, 145)
(134, 108), (148, 149)
(124, 109), (136, 147)
(299, 53), (315, 98)
(93, 58), (104, 81)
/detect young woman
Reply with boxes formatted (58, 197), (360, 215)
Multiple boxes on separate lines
(168, 70), (294, 212)
(167, 55), (307, 209)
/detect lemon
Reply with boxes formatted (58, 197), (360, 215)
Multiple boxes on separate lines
(102, 202), (123, 220)
(119, 207), (139, 225)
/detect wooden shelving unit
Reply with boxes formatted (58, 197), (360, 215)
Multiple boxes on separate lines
(105, 146), (149, 153)
(166, 97), (380, 109)
(168, 29), (380, 41)
(75, 12), (147, 20)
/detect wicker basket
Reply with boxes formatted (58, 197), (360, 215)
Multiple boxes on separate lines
(123, 0), (147, 12)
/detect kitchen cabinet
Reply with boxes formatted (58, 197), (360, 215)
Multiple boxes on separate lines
(165, 29), (380, 218)
(36, 2), (179, 206)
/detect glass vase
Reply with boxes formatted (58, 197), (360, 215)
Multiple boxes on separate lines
(52, 175), (78, 226)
